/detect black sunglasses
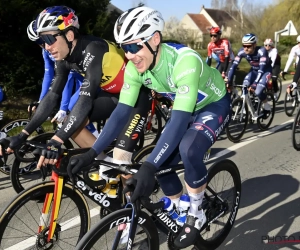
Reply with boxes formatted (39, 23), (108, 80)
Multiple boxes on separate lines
(243, 44), (252, 48)
(120, 35), (153, 54)
(40, 33), (62, 46)
(264, 44), (271, 47)
(210, 34), (218, 37)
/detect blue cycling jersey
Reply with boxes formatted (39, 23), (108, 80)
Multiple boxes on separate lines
(39, 49), (83, 111)
(228, 46), (272, 84)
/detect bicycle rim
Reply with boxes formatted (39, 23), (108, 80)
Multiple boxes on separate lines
(226, 98), (248, 143)
(284, 91), (297, 117)
(195, 159), (241, 249)
(292, 108), (300, 151)
(75, 208), (159, 250)
(0, 181), (90, 250)
(257, 93), (275, 130)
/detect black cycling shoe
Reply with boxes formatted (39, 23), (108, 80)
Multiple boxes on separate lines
(174, 214), (206, 249)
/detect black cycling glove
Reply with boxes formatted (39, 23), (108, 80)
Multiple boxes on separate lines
(7, 132), (28, 150)
(123, 162), (157, 203)
(41, 139), (62, 160)
(67, 148), (97, 179)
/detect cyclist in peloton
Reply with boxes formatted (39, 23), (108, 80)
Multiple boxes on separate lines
(281, 35), (300, 96)
(27, 20), (98, 136)
(207, 26), (235, 79)
(263, 38), (281, 100)
(66, 6), (231, 248)
(227, 33), (272, 119)
(1, 6), (150, 171)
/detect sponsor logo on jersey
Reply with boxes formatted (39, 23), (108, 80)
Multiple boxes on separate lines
(81, 79), (90, 88)
(167, 76), (175, 88)
(215, 114), (230, 137)
(154, 143), (169, 163)
(101, 75), (112, 84)
(178, 85), (189, 94)
(122, 83), (130, 90)
(83, 52), (95, 71)
(176, 68), (196, 81)
(79, 91), (91, 96)
(64, 116), (76, 133)
(210, 83), (223, 97)
(124, 114), (142, 138)
(144, 78), (152, 85)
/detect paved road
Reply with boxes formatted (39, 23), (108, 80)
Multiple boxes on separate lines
(1, 81), (300, 249)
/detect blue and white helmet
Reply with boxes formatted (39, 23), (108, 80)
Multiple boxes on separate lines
(242, 33), (257, 44)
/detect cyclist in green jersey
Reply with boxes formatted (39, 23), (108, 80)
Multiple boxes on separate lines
(67, 6), (231, 248)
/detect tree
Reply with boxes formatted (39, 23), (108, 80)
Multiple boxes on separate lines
(0, 0), (118, 96)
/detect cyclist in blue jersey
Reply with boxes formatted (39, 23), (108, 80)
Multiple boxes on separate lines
(227, 33), (272, 118)
(27, 20), (98, 135)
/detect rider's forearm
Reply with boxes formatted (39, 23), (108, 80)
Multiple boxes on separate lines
(223, 56), (230, 73)
(24, 92), (60, 135)
(92, 103), (133, 155)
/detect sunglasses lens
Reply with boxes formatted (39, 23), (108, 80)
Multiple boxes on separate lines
(243, 45), (251, 48)
(121, 43), (143, 54)
(210, 34), (217, 37)
(40, 34), (57, 46)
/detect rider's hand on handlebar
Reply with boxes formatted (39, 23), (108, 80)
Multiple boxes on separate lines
(67, 148), (97, 179)
(280, 71), (287, 80)
(51, 110), (67, 123)
(28, 101), (40, 113)
(0, 132), (28, 156)
(37, 139), (62, 168)
(123, 162), (156, 203)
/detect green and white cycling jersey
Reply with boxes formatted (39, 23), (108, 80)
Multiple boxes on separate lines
(119, 43), (227, 112)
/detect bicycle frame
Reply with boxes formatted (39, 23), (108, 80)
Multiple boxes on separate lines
(37, 158), (125, 243)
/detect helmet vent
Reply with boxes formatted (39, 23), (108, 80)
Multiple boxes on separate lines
(137, 24), (150, 35)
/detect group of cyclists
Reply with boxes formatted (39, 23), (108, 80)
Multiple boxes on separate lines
(0, 4), (300, 249)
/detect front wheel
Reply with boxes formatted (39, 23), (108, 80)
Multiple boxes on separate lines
(226, 97), (248, 143)
(0, 181), (90, 249)
(274, 77), (282, 103)
(284, 90), (298, 117)
(75, 208), (159, 250)
(0, 119), (45, 175)
(257, 92), (275, 130)
(292, 107), (300, 151)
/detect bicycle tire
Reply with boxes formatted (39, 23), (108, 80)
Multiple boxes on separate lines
(75, 208), (159, 250)
(226, 97), (248, 143)
(0, 181), (90, 250)
(292, 107), (300, 151)
(195, 159), (241, 249)
(275, 77), (282, 103)
(0, 119), (45, 175)
(257, 93), (275, 130)
(284, 91), (297, 117)
(10, 132), (74, 193)
(167, 159), (241, 250)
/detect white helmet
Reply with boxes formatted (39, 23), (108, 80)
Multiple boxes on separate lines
(114, 6), (164, 44)
(242, 33), (257, 44)
(297, 35), (300, 43)
(264, 38), (274, 46)
(27, 20), (39, 41)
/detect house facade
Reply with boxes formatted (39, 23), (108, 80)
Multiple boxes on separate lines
(179, 5), (237, 49)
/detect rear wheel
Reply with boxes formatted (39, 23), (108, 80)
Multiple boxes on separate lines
(0, 181), (90, 249)
(167, 159), (241, 250)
